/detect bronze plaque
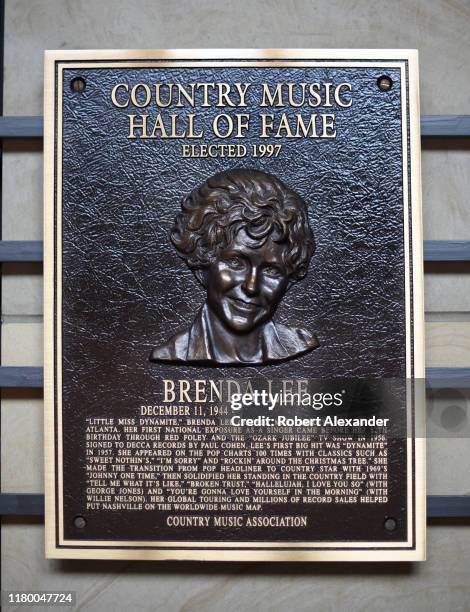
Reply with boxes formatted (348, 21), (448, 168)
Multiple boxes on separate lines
(44, 49), (425, 561)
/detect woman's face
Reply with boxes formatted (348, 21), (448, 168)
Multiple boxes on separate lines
(204, 228), (290, 333)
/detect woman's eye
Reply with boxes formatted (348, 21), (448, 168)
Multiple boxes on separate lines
(264, 266), (282, 278)
(226, 257), (244, 269)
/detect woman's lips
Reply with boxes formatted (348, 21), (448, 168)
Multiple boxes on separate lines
(227, 296), (263, 312)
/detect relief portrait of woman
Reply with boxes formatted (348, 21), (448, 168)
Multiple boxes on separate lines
(150, 168), (319, 365)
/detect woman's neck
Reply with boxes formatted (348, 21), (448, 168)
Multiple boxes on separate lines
(204, 305), (264, 363)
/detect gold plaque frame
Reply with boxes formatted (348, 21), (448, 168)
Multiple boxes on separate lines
(44, 49), (425, 561)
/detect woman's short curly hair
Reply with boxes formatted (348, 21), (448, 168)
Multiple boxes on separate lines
(170, 168), (315, 280)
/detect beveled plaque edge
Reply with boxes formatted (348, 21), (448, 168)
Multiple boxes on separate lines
(43, 48), (425, 562)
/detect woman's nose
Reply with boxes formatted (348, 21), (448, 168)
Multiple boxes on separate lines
(242, 266), (260, 296)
